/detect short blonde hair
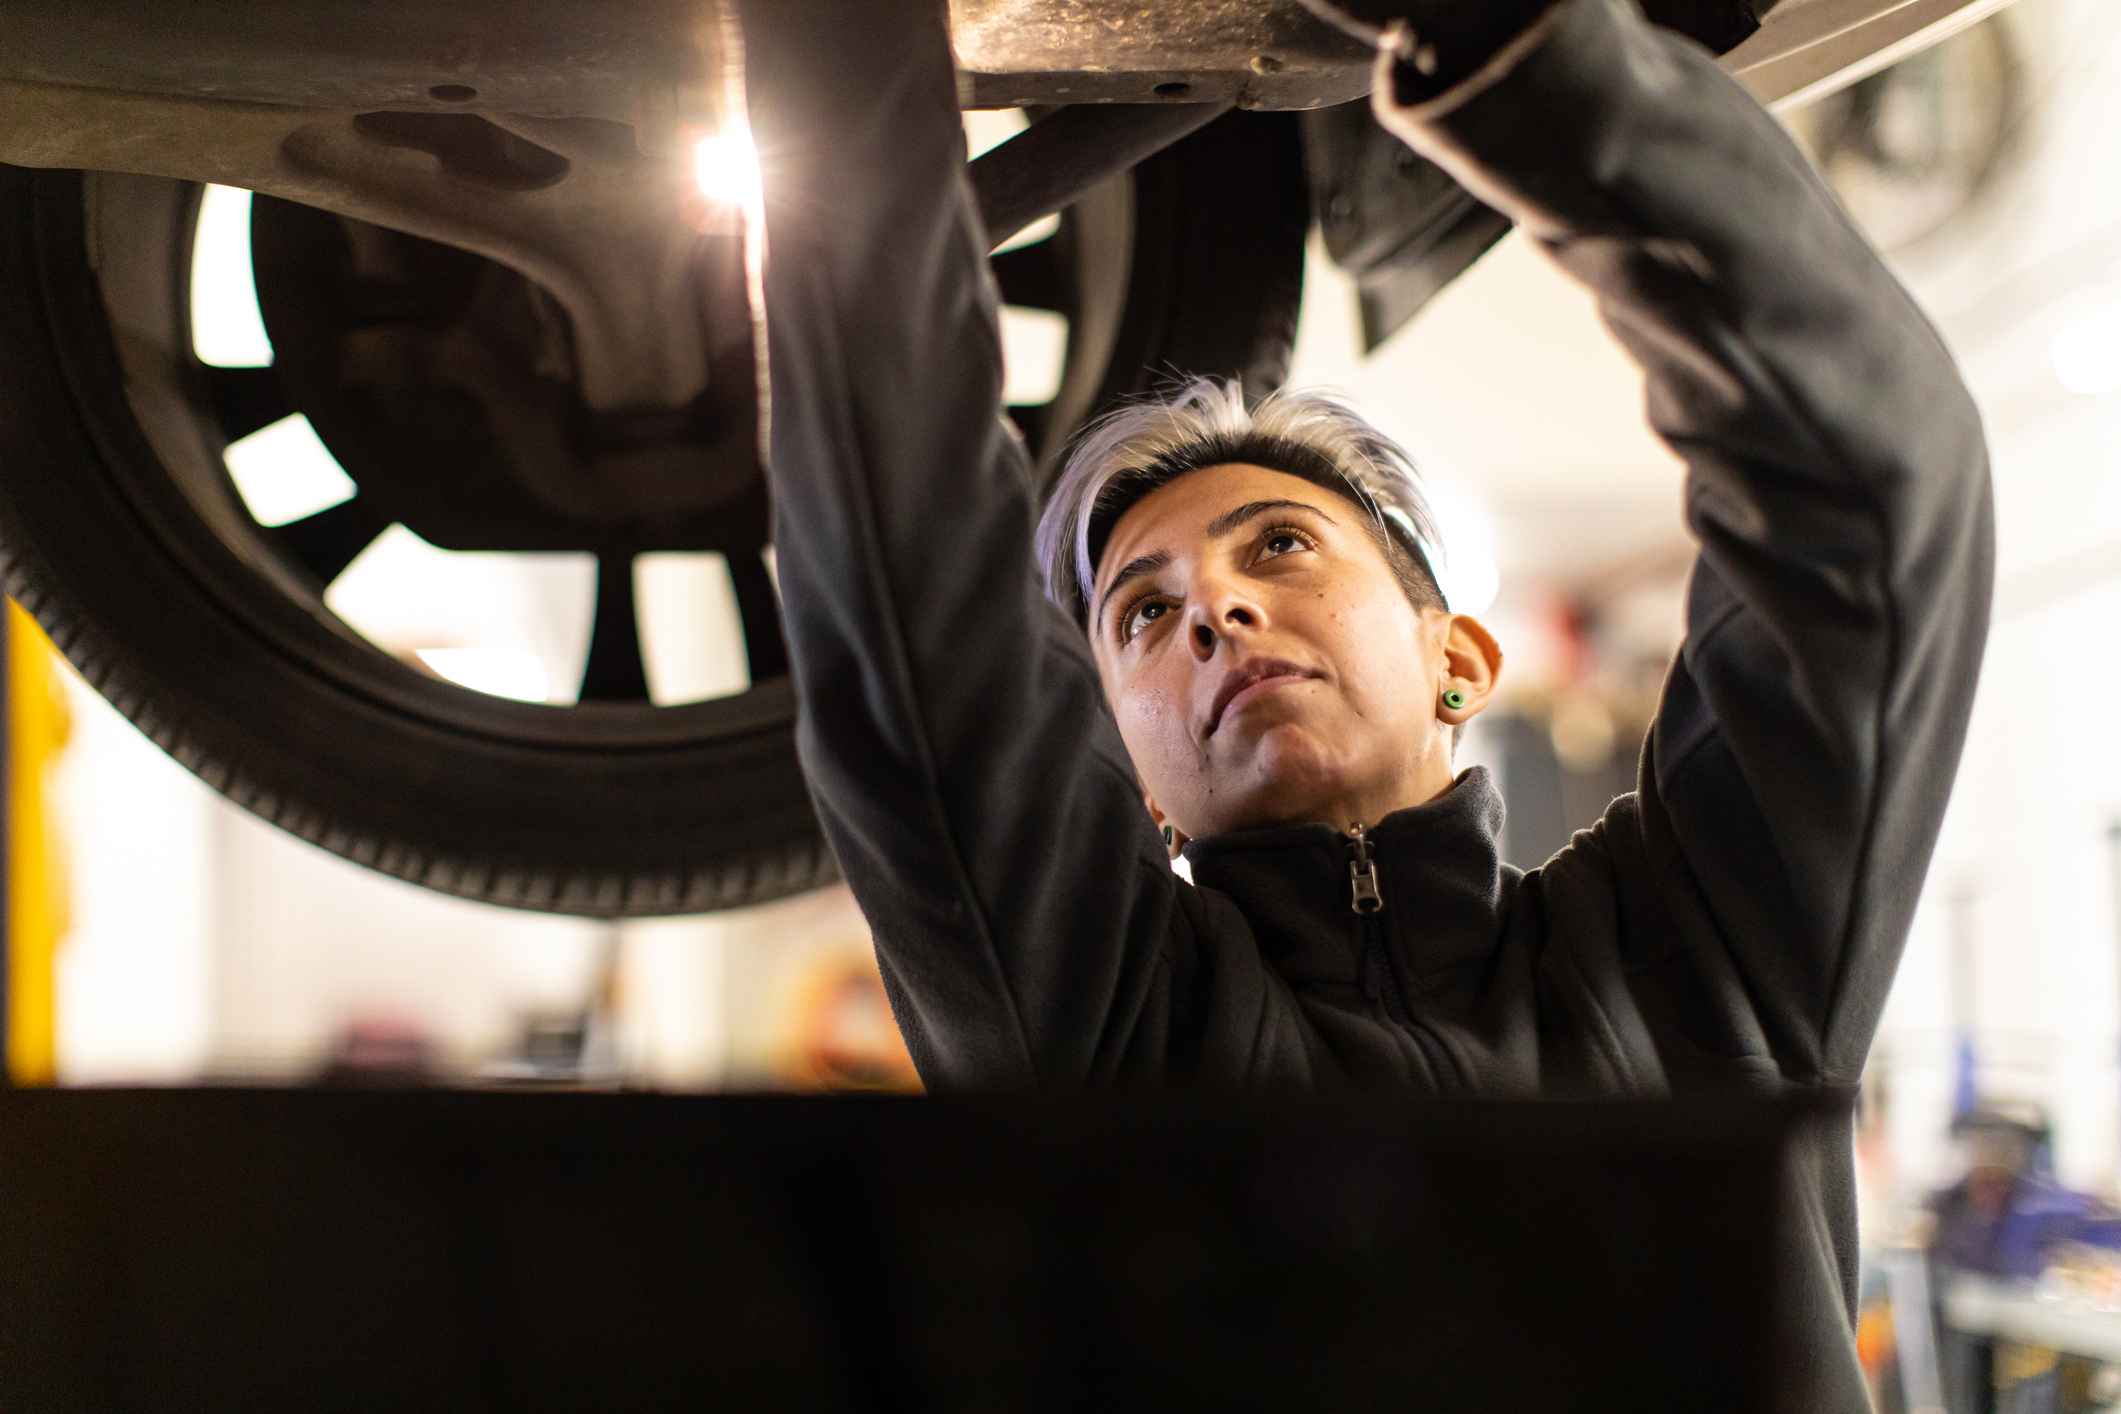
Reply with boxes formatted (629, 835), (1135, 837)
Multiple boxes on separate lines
(1034, 376), (1446, 629)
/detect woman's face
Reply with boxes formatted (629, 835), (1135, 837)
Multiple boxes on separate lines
(1087, 463), (1496, 843)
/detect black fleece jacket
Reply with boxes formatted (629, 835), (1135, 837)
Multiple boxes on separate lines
(743, 0), (1994, 1404)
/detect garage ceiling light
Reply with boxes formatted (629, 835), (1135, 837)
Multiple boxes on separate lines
(693, 127), (761, 213)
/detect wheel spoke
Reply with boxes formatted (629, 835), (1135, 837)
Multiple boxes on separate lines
(728, 550), (788, 685)
(580, 553), (650, 702)
(989, 242), (1065, 313)
(207, 364), (295, 442)
(272, 497), (390, 587)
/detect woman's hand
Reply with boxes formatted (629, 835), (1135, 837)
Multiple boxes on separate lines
(1360, 0), (1565, 131)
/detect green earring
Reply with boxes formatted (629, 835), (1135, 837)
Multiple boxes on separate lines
(1442, 688), (1466, 711)
(1162, 825), (1176, 848)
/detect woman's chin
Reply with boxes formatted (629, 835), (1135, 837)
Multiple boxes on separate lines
(1228, 725), (1352, 819)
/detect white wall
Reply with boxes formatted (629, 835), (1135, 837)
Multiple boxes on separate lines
(1860, 0), (2121, 1193)
(50, 667), (217, 1083)
(208, 807), (611, 1079)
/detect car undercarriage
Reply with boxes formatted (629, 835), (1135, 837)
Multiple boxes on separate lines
(0, 0), (2012, 913)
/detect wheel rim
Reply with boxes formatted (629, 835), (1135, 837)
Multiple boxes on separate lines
(74, 139), (1132, 751)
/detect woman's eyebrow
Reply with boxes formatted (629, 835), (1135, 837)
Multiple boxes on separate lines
(1202, 498), (1338, 540)
(1094, 499), (1338, 628)
(1095, 549), (1171, 628)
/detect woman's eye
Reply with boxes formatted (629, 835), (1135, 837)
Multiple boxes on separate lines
(1121, 599), (1169, 643)
(1259, 527), (1311, 560)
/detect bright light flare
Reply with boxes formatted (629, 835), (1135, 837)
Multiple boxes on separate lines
(693, 128), (763, 212)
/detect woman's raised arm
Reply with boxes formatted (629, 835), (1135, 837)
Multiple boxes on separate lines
(738, 1), (1237, 1088)
(1375, 0), (1996, 1085)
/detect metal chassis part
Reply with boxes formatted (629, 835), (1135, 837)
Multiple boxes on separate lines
(0, 0), (2016, 415)
(0, 0), (2019, 116)
(1723, 0), (2023, 111)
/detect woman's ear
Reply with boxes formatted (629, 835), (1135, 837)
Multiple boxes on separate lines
(1145, 794), (1188, 860)
(1436, 613), (1505, 727)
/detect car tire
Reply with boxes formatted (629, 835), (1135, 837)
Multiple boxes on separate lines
(0, 113), (1304, 917)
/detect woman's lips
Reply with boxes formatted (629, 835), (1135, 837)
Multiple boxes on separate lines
(1214, 674), (1312, 731)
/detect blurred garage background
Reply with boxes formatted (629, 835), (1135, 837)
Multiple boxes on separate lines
(6, 1), (2121, 1400)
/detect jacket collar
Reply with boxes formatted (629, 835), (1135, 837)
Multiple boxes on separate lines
(1181, 767), (1509, 980)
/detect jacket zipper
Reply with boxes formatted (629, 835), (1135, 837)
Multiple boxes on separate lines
(1346, 824), (1410, 1027)
(1346, 822), (1385, 915)
(1346, 824), (1458, 1087)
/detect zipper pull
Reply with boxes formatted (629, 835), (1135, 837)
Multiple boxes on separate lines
(1346, 823), (1384, 914)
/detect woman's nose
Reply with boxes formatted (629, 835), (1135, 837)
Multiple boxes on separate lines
(1187, 586), (1260, 659)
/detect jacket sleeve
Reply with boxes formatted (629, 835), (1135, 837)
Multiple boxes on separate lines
(737, 0), (1208, 1087)
(1380, 0), (1995, 1084)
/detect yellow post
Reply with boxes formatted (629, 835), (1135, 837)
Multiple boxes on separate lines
(6, 599), (71, 1085)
